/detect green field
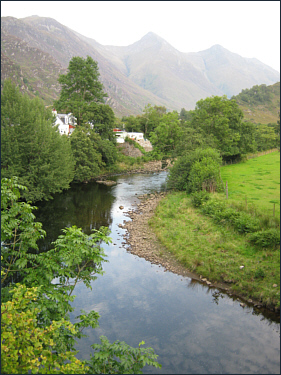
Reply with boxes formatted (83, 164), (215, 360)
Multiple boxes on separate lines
(149, 151), (280, 310)
(220, 151), (280, 218)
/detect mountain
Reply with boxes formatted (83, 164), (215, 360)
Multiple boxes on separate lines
(1, 16), (171, 113)
(232, 82), (280, 124)
(1, 16), (280, 117)
(185, 44), (279, 98)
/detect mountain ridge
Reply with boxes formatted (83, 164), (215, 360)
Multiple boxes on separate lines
(1, 15), (279, 116)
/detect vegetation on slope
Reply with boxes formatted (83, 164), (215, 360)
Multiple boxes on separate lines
(232, 82), (280, 124)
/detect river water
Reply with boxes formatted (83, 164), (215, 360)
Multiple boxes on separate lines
(35, 171), (280, 374)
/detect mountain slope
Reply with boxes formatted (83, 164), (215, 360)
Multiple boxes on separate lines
(1, 16), (280, 116)
(186, 44), (279, 97)
(233, 82), (280, 124)
(1, 16), (172, 115)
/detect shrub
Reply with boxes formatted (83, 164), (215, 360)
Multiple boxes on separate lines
(200, 198), (260, 234)
(167, 147), (222, 191)
(248, 229), (280, 249)
(188, 156), (224, 193)
(231, 211), (260, 233)
(190, 191), (210, 207)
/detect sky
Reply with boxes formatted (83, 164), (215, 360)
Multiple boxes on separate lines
(1, 1), (280, 72)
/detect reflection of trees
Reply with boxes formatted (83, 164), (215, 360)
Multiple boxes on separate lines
(35, 182), (115, 252)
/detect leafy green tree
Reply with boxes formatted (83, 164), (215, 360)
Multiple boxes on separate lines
(254, 124), (278, 151)
(174, 126), (210, 156)
(167, 148), (222, 191)
(54, 56), (107, 127)
(141, 104), (167, 137)
(70, 128), (104, 183)
(86, 336), (161, 374)
(238, 121), (257, 155)
(179, 108), (193, 123)
(1, 285), (86, 374)
(122, 115), (143, 133)
(90, 132), (118, 166)
(89, 104), (116, 141)
(1, 177), (161, 374)
(188, 156), (224, 193)
(149, 111), (181, 157)
(190, 96), (244, 160)
(1, 80), (75, 202)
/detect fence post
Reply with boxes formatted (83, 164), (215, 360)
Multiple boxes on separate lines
(226, 181), (228, 199)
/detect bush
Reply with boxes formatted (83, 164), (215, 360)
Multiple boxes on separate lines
(200, 198), (260, 234)
(190, 191), (210, 207)
(248, 229), (280, 249)
(167, 147), (222, 191)
(188, 156), (224, 193)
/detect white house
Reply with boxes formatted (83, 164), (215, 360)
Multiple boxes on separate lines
(52, 110), (76, 135)
(113, 128), (127, 143)
(127, 132), (144, 141)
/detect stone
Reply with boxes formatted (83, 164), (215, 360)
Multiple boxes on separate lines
(119, 206), (124, 209)
(240, 303), (246, 307)
(239, 266), (244, 269)
(273, 284), (278, 288)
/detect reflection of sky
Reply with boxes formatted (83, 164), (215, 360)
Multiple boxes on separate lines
(66, 172), (279, 374)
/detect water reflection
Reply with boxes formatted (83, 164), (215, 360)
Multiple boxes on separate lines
(35, 172), (280, 374)
(35, 181), (115, 251)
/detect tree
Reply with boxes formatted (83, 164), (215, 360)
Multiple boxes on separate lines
(167, 147), (222, 191)
(190, 96), (244, 160)
(70, 128), (104, 183)
(1, 177), (161, 374)
(254, 124), (278, 151)
(89, 104), (116, 141)
(122, 115), (143, 133)
(141, 104), (167, 137)
(54, 56), (107, 127)
(1, 80), (75, 202)
(238, 121), (257, 155)
(188, 156), (223, 193)
(1, 285), (86, 374)
(149, 111), (181, 157)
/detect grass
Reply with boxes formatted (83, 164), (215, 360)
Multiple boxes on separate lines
(149, 192), (280, 309)
(220, 151), (280, 218)
(149, 153), (280, 310)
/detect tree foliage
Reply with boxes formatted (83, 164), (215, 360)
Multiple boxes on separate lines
(1, 177), (161, 374)
(70, 128), (104, 182)
(190, 95), (244, 160)
(232, 84), (274, 105)
(1, 285), (86, 374)
(149, 111), (181, 157)
(54, 56), (107, 127)
(1, 80), (75, 202)
(167, 148), (222, 192)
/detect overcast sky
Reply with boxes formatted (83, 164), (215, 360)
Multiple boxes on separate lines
(1, 1), (280, 72)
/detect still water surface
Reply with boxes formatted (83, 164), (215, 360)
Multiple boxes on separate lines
(35, 172), (280, 374)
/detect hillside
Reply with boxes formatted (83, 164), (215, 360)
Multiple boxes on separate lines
(233, 82), (280, 124)
(1, 15), (280, 117)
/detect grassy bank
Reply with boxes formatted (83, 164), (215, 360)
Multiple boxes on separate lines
(221, 151), (280, 218)
(149, 153), (280, 310)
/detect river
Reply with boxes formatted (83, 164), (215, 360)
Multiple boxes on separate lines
(35, 171), (280, 374)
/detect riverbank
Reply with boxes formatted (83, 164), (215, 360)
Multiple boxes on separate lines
(122, 192), (280, 316)
(96, 160), (172, 181)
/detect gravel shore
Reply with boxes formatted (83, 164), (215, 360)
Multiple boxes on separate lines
(121, 192), (211, 282)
